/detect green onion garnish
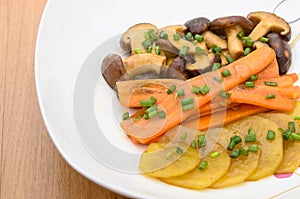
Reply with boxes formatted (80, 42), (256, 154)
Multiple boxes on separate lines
(210, 151), (220, 158)
(166, 149), (175, 158)
(195, 47), (205, 55)
(155, 45), (160, 55)
(238, 148), (249, 156)
(282, 128), (292, 140)
(230, 150), (240, 158)
(148, 30), (158, 42)
(248, 144), (259, 153)
(264, 81), (278, 87)
(181, 97), (194, 106)
(176, 146), (184, 154)
(242, 37), (254, 47)
(147, 46), (153, 53)
(199, 160), (208, 170)
(173, 33), (180, 41)
(291, 133), (300, 141)
(288, 121), (296, 133)
(212, 62), (221, 71)
(245, 127), (256, 142)
(226, 56), (234, 64)
(145, 105), (157, 114)
(148, 110), (158, 118)
(134, 48), (142, 54)
(185, 32), (194, 41)
(191, 140), (196, 148)
(140, 99), (154, 107)
(199, 84), (210, 95)
(181, 132), (187, 140)
(159, 31), (168, 39)
(248, 75), (258, 81)
(197, 134), (206, 148)
(176, 89), (185, 97)
(227, 140), (236, 151)
(267, 130), (275, 140)
(266, 94), (276, 99)
(182, 103), (194, 111)
(150, 96), (157, 104)
(237, 31), (244, 39)
(213, 77), (222, 83)
(244, 81), (255, 88)
(219, 90), (232, 98)
(294, 115), (300, 120)
(212, 45), (222, 55)
(179, 46), (189, 57)
(195, 34), (204, 42)
(192, 85), (201, 94)
(244, 48), (251, 56)
(260, 37), (269, 43)
(221, 69), (231, 77)
(158, 111), (166, 119)
(142, 40), (152, 48)
(167, 84), (176, 94)
(122, 112), (130, 120)
(232, 135), (242, 144)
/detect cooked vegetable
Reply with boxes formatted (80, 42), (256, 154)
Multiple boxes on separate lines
(184, 17), (210, 35)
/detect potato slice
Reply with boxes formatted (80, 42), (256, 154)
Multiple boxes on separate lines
(228, 116), (283, 181)
(285, 101), (300, 125)
(211, 128), (260, 188)
(139, 143), (200, 178)
(160, 144), (230, 189)
(260, 113), (300, 174)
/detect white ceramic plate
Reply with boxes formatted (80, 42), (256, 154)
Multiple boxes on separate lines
(35, 0), (300, 198)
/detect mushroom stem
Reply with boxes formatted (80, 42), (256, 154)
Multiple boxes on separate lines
(248, 22), (270, 41)
(225, 25), (244, 60)
(202, 31), (227, 49)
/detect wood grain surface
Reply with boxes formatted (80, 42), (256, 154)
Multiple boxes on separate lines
(0, 0), (129, 198)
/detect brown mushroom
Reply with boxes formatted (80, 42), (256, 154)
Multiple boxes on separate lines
(247, 11), (291, 41)
(101, 54), (127, 89)
(202, 31), (227, 49)
(166, 56), (189, 80)
(119, 23), (158, 53)
(210, 16), (254, 60)
(155, 38), (179, 57)
(267, 33), (292, 75)
(186, 53), (215, 77)
(184, 17), (210, 35)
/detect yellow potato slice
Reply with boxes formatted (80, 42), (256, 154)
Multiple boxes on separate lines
(228, 116), (283, 181)
(139, 142), (200, 178)
(160, 144), (230, 189)
(211, 128), (260, 188)
(285, 101), (300, 125)
(260, 113), (300, 174)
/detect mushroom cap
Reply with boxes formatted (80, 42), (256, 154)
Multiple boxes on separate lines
(266, 33), (292, 75)
(210, 16), (255, 35)
(247, 11), (291, 41)
(184, 17), (210, 35)
(119, 23), (158, 51)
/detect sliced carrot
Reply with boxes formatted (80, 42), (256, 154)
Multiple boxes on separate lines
(182, 104), (269, 131)
(120, 46), (276, 144)
(256, 59), (279, 79)
(295, 86), (300, 99)
(286, 73), (299, 82)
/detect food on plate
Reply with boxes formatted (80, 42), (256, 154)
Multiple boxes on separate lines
(100, 11), (300, 189)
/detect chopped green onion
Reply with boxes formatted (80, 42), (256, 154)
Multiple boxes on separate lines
(167, 84), (176, 94)
(230, 150), (240, 158)
(282, 129), (292, 140)
(134, 48), (142, 54)
(158, 111), (166, 119)
(226, 56), (234, 63)
(248, 144), (259, 153)
(245, 127), (256, 142)
(176, 89), (185, 97)
(244, 81), (255, 88)
(150, 96), (157, 104)
(212, 62), (221, 71)
(180, 97), (194, 106)
(185, 32), (194, 41)
(260, 37), (269, 43)
(232, 135), (242, 144)
(122, 112), (130, 120)
(288, 121), (296, 133)
(191, 140), (196, 148)
(242, 37), (254, 47)
(210, 151), (220, 158)
(219, 90), (232, 98)
(143, 114), (149, 119)
(173, 33), (180, 41)
(159, 31), (168, 39)
(197, 134), (206, 148)
(248, 75), (258, 81)
(155, 45), (160, 55)
(227, 140), (236, 151)
(266, 94), (276, 99)
(140, 99), (154, 107)
(166, 149), (175, 158)
(144, 31), (150, 40)
(192, 85), (201, 94)
(181, 132), (187, 140)
(213, 76), (222, 83)
(199, 84), (210, 95)
(244, 47), (251, 56)
(291, 133), (300, 141)
(212, 44), (222, 55)
(221, 69), (231, 77)
(267, 130), (275, 140)
(195, 47), (205, 55)
(237, 31), (244, 39)
(264, 81), (278, 87)
(195, 34), (204, 42)
(181, 103), (194, 111)
(147, 46), (153, 53)
(238, 148), (249, 156)
(148, 30), (158, 42)
(294, 115), (300, 120)
(148, 110), (158, 118)
(199, 160), (208, 170)
(179, 46), (189, 57)
(145, 106), (157, 114)
(176, 146), (184, 154)
(142, 40), (152, 48)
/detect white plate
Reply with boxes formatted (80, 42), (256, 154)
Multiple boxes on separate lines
(35, 0), (300, 198)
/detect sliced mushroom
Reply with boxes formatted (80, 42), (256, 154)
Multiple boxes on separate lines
(101, 54), (127, 89)
(184, 17), (210, 35)
(202, 31), (227, 49)
(161, 25), (187, 34)
(186, 53), (215, 77)
(210, 16), (254, 60)
(220, 50), (231, 66)
(120, 23), (158, 53)
(155, 38), (178, 57)
(253, 41), (268, 49)
(123, 53), (166, 77)
(166, 56), (189, 80)
(267, 33), (292, 75)
(247, 11), (291, 41)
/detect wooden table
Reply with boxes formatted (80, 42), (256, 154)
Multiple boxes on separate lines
(0, 0), (128, 198)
